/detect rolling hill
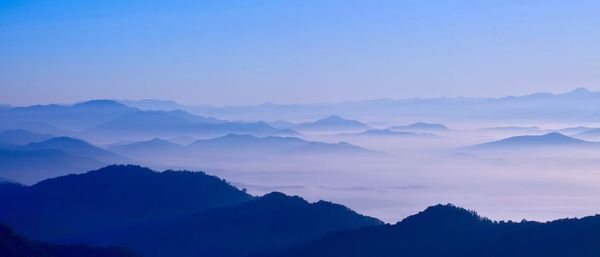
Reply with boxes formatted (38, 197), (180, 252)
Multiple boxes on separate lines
(0, 224), (139, 257)
(0, 165), (253, 242)
(294, 115), (369, 132)
(91, 192), (382, 257)
(270, 204), (600, 257)
(0, 129), (53, 145)
(467, 132), (596, 150)
(388, 122), (449, 132)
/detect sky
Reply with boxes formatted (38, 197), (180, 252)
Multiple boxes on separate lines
(1, 0), (600, 106)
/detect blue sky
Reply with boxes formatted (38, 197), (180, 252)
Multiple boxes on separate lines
(1, 0), (599, 105)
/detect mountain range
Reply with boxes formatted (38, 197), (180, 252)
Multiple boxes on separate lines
(109, 134), (375, 163)
(0, 165), (381, 257)
(0, 136), (128, 184)
(3, 165), (600, 257)
(387, 122), (449, 132)
(0, 100), (299, 141)
(0, 224), (139, 257)
(293, 115), (370, 132)
(114, 88), (600, 123)
(270, 204), (600, 257)
(0, 129), (53, 145)
(466, 132), (597, 150)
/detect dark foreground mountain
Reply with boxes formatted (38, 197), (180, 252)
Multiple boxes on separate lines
(0, 165), (252, 241)
(0, 224), (139, 257)
(0, 165), (382, 257)
(91, 192), (382, 257)
(272, 204), (600, 257)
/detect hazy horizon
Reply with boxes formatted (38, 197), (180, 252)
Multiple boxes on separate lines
(1, 86), (598, 107)
(3, 1), (600, 106)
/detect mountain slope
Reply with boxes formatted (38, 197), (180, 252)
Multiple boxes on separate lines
(0, 224), (139, 257)
(294, 115), (369, 132)
(273, 204), (600, 257)
(95, 192), (382, 257)
(388, 122), (449, 131)
(0, 148), (106, 184)
(20, 137), (126, 163)
(90, 110), (296, 136)
(0, 129), (53, 145)
(188, 134), (375, 155)
(0, 165), (253, 242)
(468, 132), (595, 150)
(0, 100), (138, 130)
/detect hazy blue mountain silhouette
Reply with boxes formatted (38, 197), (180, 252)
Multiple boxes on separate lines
(294, 115), (369, 131)
(272, 204), (600, 257)
(18, 137), (127, 163)
(267, 120), (298, 129)
(111, 134), (374, 162)
(109, 138), (182, 157)
(468, 132), (595, 150)
(117, 99), (187, 111)
(342, 129), (437, 138)
(90, 110), (297, 136)
(187, 134), (375, 155)
(575, 128), (600, 139)
(388, 122), (449, 131)
(0, 224), (140, 257)
(0, 136), (126, 184)
(0, 148), (106, 184)
(480, 126), (543, 133)
(92, 192), (382, 257)
(0, 100), (138, 131)
(150, 88), (600, 122)
(0, 129), (53, 145)
(557, 126), (594, 135)
(0, 165), (252, 242)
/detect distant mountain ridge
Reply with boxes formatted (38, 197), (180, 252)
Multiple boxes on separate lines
(109, 134), (376, 162)
(294, 115), (370, 132)
(0, 100), (138, 131)
(0, 129), (53, 145)
(89, 109), (297, 137)
(467, 132), (596, 150)
(108, 88), (600, 122)
(388, 122), (449, 131)
(0, 136), (128, 184)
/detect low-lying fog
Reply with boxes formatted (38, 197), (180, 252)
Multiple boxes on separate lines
(125, 125), (600, 223)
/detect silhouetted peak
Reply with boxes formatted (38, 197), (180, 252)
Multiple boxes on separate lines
(261, 192), (307, 203)
(541, 132), (568, 138)
(401, 204), (488, 226)
(33, 136), (87, 145)
(219, 133), (257, 140)
(567, 87), (593, 95)
(409, 122), (448, 129)
(86, 164), (155, 176)
(74, 99), (132, 108)
(523, 132), (586, 143)
(322, 115), (344, 121)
